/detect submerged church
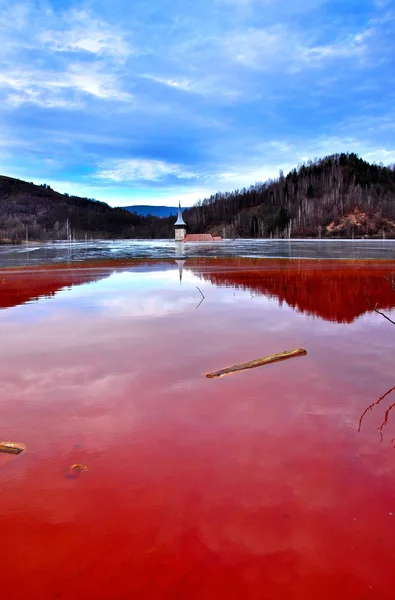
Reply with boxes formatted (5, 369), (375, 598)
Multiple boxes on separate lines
(174, 202), (222, 242)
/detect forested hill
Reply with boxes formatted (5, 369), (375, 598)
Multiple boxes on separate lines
(0, 176), (171, 242)
(184, 153), (395, 238)
(1, 153), (395, 242)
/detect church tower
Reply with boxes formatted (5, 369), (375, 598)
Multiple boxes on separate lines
(174, 201), (186, 241)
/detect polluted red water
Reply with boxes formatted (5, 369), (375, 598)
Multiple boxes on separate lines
(1, 258), (395, 600)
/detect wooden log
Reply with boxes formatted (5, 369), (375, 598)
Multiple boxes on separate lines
(205, 347), (307, 379)
(0, 442), (26, 455)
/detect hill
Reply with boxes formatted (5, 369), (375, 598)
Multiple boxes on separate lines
(1, 153), (395, 242)
(0, 176), (172, 242)
(124, 205), (180, 218)
(184, 153), (395, 239)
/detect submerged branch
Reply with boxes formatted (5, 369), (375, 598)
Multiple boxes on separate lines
(378, 401), (395, 436)
(363, 287), (395, 326)
(358, 385), (395, 433)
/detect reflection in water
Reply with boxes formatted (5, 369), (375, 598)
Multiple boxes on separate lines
(175, 259), (186, 284)
(2, 259), (395, 323)
(187, 259), (395, 323)
(2, 259), (395, 599)
(0, 269), (109, 310)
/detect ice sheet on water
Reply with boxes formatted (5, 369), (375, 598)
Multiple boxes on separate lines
(0, 238), (394, 267)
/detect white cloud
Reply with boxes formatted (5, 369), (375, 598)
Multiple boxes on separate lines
(141, 72), (242, 100)
(253, 136), (395, 171)
(97, 158), (199, 182)
(98, 291), (197, 318)
(0, 0), (393, 208)
(0, 63), (132, 107)
(142, 74), (193, 92)
(214, 165), (289, 186)
(39, 9), (131, 59)
(224, 26), (288, 69)
(363, 148), (395, 164)
(0, 4), (133, 108)
(222, 20), (379, 74)
(58, 63), (132, 101)
(299, 29), (374, 66)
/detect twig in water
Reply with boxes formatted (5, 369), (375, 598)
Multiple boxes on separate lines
(364, 287), (395, 326)
(378, 401), (395, 438)
(196, 286), (205, 309)
(358, 385), (395, 432)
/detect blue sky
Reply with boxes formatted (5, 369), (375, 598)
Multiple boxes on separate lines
(0, 0), (394, 207)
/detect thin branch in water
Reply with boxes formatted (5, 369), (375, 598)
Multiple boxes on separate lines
(379, 402), (395, 439)
(196, 286), (205, 309)
(196, 286), (205, 299)
(196, 297), (204, 309)
(358, 384), (395, 432)
(363, 287), (395, 326)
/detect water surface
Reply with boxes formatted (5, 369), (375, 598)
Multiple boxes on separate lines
(1, 258), (395, 599)
(1, 238), (394, 267)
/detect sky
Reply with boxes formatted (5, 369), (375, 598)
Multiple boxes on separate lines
(0, 0), (394, 208)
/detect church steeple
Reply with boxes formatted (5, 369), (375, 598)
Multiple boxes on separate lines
(175, 259), (185, 284)
(174, 201), (186, 241)
(174, 201), (186, 226)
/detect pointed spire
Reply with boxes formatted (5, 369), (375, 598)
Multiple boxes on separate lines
(174, 201), (186, 226)
(175, 260), (185, 284)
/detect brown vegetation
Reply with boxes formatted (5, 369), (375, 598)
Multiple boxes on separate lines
(326, 210), (395, 237)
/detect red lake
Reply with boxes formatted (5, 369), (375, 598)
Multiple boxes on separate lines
(1, 258), (395, 599)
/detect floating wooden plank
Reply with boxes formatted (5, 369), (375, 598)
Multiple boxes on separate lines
(206, 347), (307, 379)
(0, 442), (26, 455)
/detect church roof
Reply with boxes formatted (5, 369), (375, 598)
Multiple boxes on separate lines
(174, 201), (186, 226)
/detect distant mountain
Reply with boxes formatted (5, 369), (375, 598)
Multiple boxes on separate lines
(123, 205), (182, 218)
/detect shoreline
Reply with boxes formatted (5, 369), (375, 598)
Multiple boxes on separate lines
(1, 236), (395, 247)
